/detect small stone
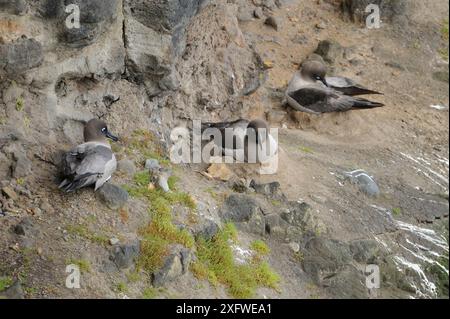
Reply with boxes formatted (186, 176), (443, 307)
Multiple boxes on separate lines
(206, 163), (234, 181)
(0, 281), (24, 299)
(97, 184), (129, 210)
(145, 159), (161, 170)
(310, 194), (326, 204)
(264, 16), (280, 31)
(250, 180), (280, 197)
(221, 194), (260, 223)
(152, 246), (192, 287)
(263, 60), (275, 69)
(110, 241), (140, 269)
(254, 7), (264, 19)
(13, 218), (35, 237)
(315, 39), (345, 64)
(2, 186), (18, 201)
(117, 159), (136, 177)
(344, 170), (380, 197)
(315, 22), (327, 29)
(289, 242), (301, 253)
(40, 200), (54, 214)
(109, 238), (120, 246)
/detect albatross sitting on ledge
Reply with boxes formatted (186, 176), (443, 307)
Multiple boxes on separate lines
(286, 58), (384, 114)
(59, 119), (119, 193)
(201, 119), (278, 164)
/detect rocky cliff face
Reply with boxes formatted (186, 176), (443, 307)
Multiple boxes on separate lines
(0, 0), (449, 299)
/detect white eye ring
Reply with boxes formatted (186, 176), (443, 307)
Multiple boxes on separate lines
(102, 127), (107, 133)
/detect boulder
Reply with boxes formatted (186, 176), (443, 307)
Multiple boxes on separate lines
(302, 237), (353, 284)
(340, 0), (409, 25)
(152, 245), (192, 287)
(0, 38), (43, 75)
(221, 194), (266, 236)
(97, 184), (129, 210)
(110, 241), (140, 269)
(0, 0), (27, 15)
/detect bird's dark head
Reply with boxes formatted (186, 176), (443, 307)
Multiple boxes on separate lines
(301, 60), (328, 87)
(84, 119), (119, 143)
(247, 119), (269, 144)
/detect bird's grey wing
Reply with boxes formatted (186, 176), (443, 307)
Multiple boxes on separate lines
(201, 119), (248, 149)
(74, 145), (113, 178)
(59, 144), (114, 192)
(326, 76), (382, 96)
(287, 87), (335, 114)
(61, 143), (90, 176)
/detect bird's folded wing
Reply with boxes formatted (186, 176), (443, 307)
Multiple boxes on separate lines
(288, 87), (333, 106)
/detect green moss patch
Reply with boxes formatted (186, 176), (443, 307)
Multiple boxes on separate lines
(193, 223), (280, 299)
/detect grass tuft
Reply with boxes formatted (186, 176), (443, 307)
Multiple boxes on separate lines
(0, 277), (13, 292)
(67, 259), (91, 273)
(193, 223), (280, 298)
(125, 172), (196, 274)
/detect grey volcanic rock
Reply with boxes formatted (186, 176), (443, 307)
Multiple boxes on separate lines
(59, 0), (120, 48)
(97, 184), (129, 210)
(61, 23), (101, 48)
(0, 281), (24, 299)
(110, 241), (140, 269)
(281, 202), (312, 227)
(221, 194), (261, 223)
(64, 0), (119, 24)
(344, 169), (380, 197)
(341, 0), (408, 25)
(124, 0), (207, 34)
(302, 237), (353, 284)
(0, 0), (27, 15)
(315, 39), (345, 65)
(250, 180), (281, 197)
(13, 217), (35, 237)
(0, 38), (43, 75)
(152, 245), (192, 287)
(221, 194), (266, 235)
(349, 239), (380, 263)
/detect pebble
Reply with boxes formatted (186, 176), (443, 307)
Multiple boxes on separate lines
(2, 186), (18, 201)
(109, 238), (120, 246)
(264, 16), (279, 31)
(289, 242), (301, 253)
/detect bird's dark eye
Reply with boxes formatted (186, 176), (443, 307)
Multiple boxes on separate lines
(101, 127), (107, 133)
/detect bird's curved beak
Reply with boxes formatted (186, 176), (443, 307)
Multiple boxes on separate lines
(319, 76), (329, 87)
(105, 130), (119, 142)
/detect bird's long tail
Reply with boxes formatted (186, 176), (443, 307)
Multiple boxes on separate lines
(352, 98), (385, 109)
(336, 87), (383, 96)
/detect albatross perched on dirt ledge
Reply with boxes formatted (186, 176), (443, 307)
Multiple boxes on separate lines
(286, 58), (384, 114)
(59, 119), (119, 193)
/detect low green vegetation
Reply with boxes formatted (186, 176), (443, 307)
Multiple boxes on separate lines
(392, 208), (402, 216)
(192, 223), (280, 299)
(125, 171), (196, 274)
(427, 253), (449, 297)
(250, 240), (271, 257)
(299, 146), (314, 154)
(439, 20), (449, 61)
(142, 287), (163, 299)
(0, 277), (13, 292)
(67, 259), (91, 274)
(15, 96), (24, 112)
(126, 130), (170, 165)
(116, 282), (128, 294)
(442, 20), (449, 40)
(124, 132), (280, 298)
(65, 224), (109, 246)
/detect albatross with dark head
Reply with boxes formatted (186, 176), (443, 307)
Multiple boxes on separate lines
(59, 119), (119, 193)
(201, 119), (278, 164)
(286, 57), (384, 114)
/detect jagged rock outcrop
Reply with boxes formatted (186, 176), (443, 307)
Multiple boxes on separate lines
(340, 0), (409, 25)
